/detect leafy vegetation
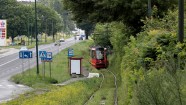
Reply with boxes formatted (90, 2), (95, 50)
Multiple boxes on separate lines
(63, 0), (177, 33)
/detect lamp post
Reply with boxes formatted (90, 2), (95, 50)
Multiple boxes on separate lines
(27, 18), (30, 46)
(178, 0), (184, 43)
(45, 19), (47, 43)
(148, 0), (151, 17)
(35, 0), (39, 75)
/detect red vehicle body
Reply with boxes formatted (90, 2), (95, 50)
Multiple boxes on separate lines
(89, 46), (108, 69)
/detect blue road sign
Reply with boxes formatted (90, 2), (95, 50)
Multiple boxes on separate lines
(68, 48), (74, 57)
(41, 52), (52, 62)
(39, 51), (47, 58)
(19, 51), (33, 59)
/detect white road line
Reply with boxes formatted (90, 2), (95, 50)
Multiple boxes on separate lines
(0, 52), (18, 59)
(0, 58), (18, 67)
(17, 84), (25, 87)
(7, 85), (14, 87)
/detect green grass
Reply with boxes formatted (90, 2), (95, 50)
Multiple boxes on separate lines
(85, 69), (116, 105)
(11, 40), (94, 89)
(2, 79), (101, 105)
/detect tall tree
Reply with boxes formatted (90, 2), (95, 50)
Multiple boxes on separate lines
(76, 21), (95, 39)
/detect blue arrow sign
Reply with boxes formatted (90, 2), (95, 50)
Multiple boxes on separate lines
(19, 51), (33, 59)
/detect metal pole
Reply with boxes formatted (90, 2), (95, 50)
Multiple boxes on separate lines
(45, 19), (47, 43)
(28, 19), (30, 46)
(35, 0), (39, 74)
(52, 20), (55, 42)
(28, 58), (30, 76)
(42, 62), (44, 79)
(44, 62), (45, 77)
(178, 0), (184, 43)
(31, 24), (33, 45)
(49, 62), (51, 78)
(148, 0), (152, 17)
(22, 59), (24, 74)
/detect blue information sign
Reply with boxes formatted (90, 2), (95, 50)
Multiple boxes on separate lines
(39, 51), (47, 58)
(41, 52), (52, 62)
(19, 51), (33, 59)
(68, 48), (74, 57)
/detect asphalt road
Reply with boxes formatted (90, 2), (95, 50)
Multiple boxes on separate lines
(0, 37), (79, 103)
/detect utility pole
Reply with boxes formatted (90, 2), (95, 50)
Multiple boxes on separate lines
(27, 18), (29, 46)
(178, 0), (184, 43)
(45, 19), (47, 43)
(148, 0), (152, 17)
(35, 0), (39, 75)
(52, 20), (55, 42)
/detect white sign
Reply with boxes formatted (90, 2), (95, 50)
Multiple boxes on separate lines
(70, 59), (81, 74)
(47, 52), (52, 58)
(0, 20), (7, 46)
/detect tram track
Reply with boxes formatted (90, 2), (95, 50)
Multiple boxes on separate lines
(84, 69), (118, 105)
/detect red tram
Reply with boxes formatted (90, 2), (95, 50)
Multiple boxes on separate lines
(89, 46), (108, 69)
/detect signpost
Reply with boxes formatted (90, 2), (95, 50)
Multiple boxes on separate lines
(19, 51), (33, 74)
(39, 50), (53, 78)
(0, 20), (7, 46)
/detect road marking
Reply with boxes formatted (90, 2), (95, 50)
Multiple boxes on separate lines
(17, 84), (25, 87)
(0, 58), (18, 67)
(7, 85), (14, 87)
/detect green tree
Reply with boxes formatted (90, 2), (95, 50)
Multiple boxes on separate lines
(77, 21), (95, 40)
(39, 0), (75, 33)
(0, 0), (34, 41)
(63, 0), (177, 33)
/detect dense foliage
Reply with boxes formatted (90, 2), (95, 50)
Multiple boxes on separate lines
(109, 10), (186, 105)
(63, 0), (177, 33)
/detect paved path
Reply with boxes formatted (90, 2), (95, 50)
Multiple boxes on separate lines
(0, 48), (31, 103)
(0, 80), (31, 103)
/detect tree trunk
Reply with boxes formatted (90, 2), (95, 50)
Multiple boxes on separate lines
(85, 30), (89, 40)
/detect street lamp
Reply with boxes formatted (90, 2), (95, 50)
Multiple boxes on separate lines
(35, 0), (39, 75)
(148, 0), (152, 17)
(178, 0), (184, 43)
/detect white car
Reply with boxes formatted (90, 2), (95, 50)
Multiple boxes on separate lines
(59, 38), (65, 42)
(20, 46), (28, 51)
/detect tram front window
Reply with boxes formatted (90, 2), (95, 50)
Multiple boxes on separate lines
(96, 50), (104, 60)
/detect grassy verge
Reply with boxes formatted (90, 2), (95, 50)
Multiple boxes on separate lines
(86, 70), (116, 105)
(1, 40), (103, 105)
(3, 79), (101, 105)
